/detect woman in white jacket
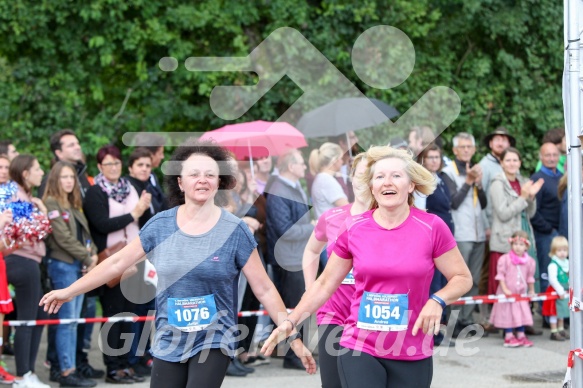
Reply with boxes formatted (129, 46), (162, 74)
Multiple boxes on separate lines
(488, 147), (542, 295)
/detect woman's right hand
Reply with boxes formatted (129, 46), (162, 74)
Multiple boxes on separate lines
(39, 288), (74, 314)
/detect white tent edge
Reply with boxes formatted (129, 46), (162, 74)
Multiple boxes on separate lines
(564, 0), (583, 385)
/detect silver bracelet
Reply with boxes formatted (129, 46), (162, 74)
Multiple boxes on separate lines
(281, 318), (296, 331)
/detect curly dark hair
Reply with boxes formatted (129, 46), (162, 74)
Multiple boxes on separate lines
(165, 139), (237, 207)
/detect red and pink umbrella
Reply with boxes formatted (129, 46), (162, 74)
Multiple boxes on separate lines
(199, 120), (307, 160)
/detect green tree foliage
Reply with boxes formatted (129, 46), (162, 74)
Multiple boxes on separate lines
(0, 0), (564, 173)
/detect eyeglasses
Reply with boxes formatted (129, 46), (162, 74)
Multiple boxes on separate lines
(455, 145), (475, 150)
(101, 161), (122, 168)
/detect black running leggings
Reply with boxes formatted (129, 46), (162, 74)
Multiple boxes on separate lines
(150, 349), (230, 388)
(318, 324), (345, 388)
(5, 255), (47, 376)
(337, 347), (432, 388)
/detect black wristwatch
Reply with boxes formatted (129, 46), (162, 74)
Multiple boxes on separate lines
(286, 331), (302, 344)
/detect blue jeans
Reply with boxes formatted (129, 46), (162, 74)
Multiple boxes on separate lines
(534, 229), (559, 293)
(47, 259), (84, 372)
(82, 296), (97, 347)
(128, 299), (155, 366)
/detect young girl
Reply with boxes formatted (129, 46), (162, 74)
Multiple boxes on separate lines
(542, 236), (570, 341)
(490, 230), (536, 348)
(42, 161), (98, 387)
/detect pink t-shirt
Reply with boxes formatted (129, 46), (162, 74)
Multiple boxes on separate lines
(333, 207), (457, 361)
(313, 204), (356, 326)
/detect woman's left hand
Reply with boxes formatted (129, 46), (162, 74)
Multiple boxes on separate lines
(261, 325), (317, 374)
(289, 339), (318, 374)
(412, 299), (443, 336)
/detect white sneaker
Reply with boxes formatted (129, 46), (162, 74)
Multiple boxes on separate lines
(12, 372), (49, 388)
(12, 372), (31, 388)
(26, 373), (49, 388)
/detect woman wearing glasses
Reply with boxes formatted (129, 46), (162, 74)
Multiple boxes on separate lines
(83, 145), (151, 384)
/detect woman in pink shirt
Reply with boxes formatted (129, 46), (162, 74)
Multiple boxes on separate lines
(303, 153), (369, 388)
(264, 146), (472, 387)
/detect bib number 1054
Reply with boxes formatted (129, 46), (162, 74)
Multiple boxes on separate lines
(173, 307), (210, 323)
(363, 304), (401, 320)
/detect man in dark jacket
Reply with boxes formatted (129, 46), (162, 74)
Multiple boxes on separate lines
(265, 149), (313, 370)
(530, 142), (562, 293)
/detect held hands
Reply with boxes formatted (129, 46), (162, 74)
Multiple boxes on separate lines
(260, 321), (317, 374)
(39, 288), (74, 314)
(412, 298), (443, 336)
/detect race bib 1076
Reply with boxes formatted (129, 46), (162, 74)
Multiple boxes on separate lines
(167, 294), (217, 332)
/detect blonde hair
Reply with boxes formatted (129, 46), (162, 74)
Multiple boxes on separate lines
(350, 152), (367, 178)
(357, 146), (436, 209)
(549, 235), (569, 257)
(308, 143), (343, 174)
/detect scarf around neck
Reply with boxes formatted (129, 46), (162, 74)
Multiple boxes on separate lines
(509, 250), (529, 265)
(94, 173), (131, 203)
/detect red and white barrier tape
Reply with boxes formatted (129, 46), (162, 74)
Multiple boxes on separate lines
(2, 293), (563, 326)
(569, 288), (581, 312)
(3, 309), (290, 326)
(564, 348), (583, 386)
(451, 291), (560, 305)
(3, 316), (154, 327)
(568, 349), (583, 368)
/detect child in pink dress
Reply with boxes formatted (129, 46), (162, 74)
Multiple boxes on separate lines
(490, 230), (536, 348)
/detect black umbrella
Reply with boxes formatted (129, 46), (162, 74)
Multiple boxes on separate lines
(296, 97), (399, 138)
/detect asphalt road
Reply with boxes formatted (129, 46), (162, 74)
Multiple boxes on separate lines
(5, 315), (571, 387)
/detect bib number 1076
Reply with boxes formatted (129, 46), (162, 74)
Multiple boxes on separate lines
(363, 304), (401, 320)
(174, 307), (210, 323)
